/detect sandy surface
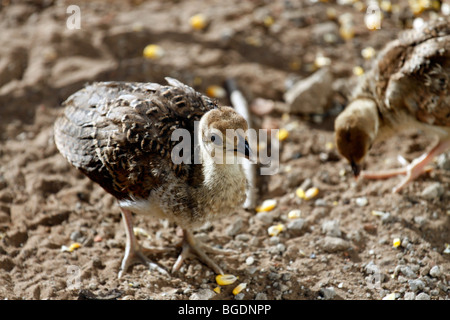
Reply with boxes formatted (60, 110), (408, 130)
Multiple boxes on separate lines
(0, 0), (448, 300)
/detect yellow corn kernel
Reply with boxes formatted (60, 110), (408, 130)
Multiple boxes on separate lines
(296, 188), (306, 199)
(325, 141), (334, 151)
(206, 85), (226, 99)
(361, 47), (376, 60)
(216, 274), (238, 286)
(263, 15), (274, 27)
(62, 242), (81, 252)
(288, 209), (301, 219)
(213, 286), (221, 294)
(232, 283), (247, 295)
(304, 187), (319, 200)
(277, 128), (289, 141)
(189, 13), (207, 30)
(289, 59), (301, 71)
(314, 55), (331, 68)
(393, 238), (401, 248)
(268, 224), (285, 237)
(143, 44), (164, 59)
(133, 227), (151, 239)
(353, 66), (364, 76)
(339, 24), (355, 40)
(326, 7), (337, 19)
(256, 199), (277, 212)
(382, 292), (396, 300)
(380, 0), (392, 12)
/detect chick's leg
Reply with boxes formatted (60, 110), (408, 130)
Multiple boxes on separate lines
(118, 208), (168, 278)
(361, 138), (450, 193)
(172, 229), (236, 275)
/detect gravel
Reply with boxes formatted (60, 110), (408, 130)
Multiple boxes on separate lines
(321, 220), (341, 237)
(320, 236), (351, 253)
(320, 286), (336, 300)
(429, 266), (442, 278)
(420, 183), (444, 200)
(415, 292), (431, 300)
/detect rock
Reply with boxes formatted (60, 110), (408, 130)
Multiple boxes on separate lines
(321, 220), (341, 237)
(415, 292), (430, 300)
(420, 183), (444, 200)
(283, 67), (333, 114)
(404, 292), (415, 300)
(408, 279), (425, 292)
(436, 153), (450, 170)
(287, 218), (306, 233)
(189, 289), (216, 300)
(226, 218), (244, 237)
(429, 265), (442, 278)
(245, 256), (255, 265)
(395, 265), (417, 279)
(255, 211), (274, 224)
(320, 236), (351, 253)
(255, 292), (268, 300)
(320, 286), (336, 300)
(355, 197), (368, 207)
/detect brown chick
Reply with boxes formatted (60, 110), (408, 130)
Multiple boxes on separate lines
(335, 17), (450, 193)
(54, 77), (252, 278)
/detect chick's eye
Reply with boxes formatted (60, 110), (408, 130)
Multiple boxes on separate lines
(210, 133), (222, 145)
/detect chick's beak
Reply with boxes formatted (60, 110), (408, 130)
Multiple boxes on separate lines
(351, 160), (361, 178)
(235, 135), (254, 161)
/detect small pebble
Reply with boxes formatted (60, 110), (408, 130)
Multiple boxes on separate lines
(287, 218), (306, 232)
(420, 183), (444, 200)
(429, 265), (442, 278)
(321, 220), (341, 237)
(415, 292), (430, 300)
(403, 292), (415, 300)
(320, 287), (336, 300)
(245, 256), (255, 265)
(355, 197), (368, 207)
(408, 279), (425, 292)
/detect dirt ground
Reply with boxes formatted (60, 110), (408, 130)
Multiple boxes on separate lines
(0, 0), (448, 300)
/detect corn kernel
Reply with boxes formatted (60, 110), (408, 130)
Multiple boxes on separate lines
(382, 292), (396, 300)
(289, 59), (302, 71)
(296, 188), (306, 199)
(133, 227), (151, 238)
(206, 85), (226, 99)
(353, 66), (364, 76)
(232, 283), (247, 295)
(325, 141), (334, 150)
(365, 13), (381, 30)
(361, 47), (376, 60)
(380, 0), (392, 12)
(277, 128), (289, 141)
(304, 187), (319, 200)
(62, 242), (82, 252)
(288, 209), (301, 219)
(256, 199), (277, 212)
(268, 224), (285, 236)
(326, 7), (337, 19)
(339, 24), (355, 40)
(213, 286), (221, 294)
(143, 44), (164, 59)
(314, 55), (331, 68)
(393, 238), (401, 248)
(216, 274), (238, 286)
(263, 15), (274, 27)
(189, 13), (207, 30)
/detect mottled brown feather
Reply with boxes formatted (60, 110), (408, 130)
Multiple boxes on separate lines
(353, 17), (450, 129)
(54, 78), (217, 201)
